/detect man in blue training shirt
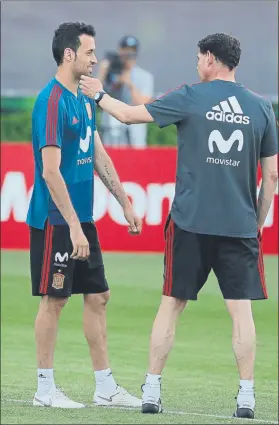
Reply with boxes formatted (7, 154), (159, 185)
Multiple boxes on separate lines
(79, 33), (278, 418)
(27, 22), (142, 409)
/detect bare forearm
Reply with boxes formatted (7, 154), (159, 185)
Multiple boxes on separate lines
(43, 171), (80, 228)
(95, 155), (130, 209)
(99, 94), (133, 123)
(257, 179), (277, 228)
(79, 76), (153, 123)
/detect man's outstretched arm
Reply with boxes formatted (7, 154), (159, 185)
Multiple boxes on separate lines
(80, 76), (189, 128)
(99, 96), (153, 124)
(80, 76), (154, 124)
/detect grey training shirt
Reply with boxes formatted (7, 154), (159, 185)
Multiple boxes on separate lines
(145, 80), (278, 238)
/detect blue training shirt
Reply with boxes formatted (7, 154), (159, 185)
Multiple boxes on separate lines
(26, 78), (96, 229)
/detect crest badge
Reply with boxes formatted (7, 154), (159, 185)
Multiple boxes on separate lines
(52, 273), (65, 290)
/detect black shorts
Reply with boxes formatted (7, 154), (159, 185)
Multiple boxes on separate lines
(163, 216), (267, 301)
(30, 221), (109, 297)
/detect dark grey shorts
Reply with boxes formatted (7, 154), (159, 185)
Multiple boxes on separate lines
(163, 215), (267, 301)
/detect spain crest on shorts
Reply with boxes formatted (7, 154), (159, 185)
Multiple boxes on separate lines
(52, 273), (65, 290)
(85, 102), (92, 120)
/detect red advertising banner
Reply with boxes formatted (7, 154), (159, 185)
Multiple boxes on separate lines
(1, 143), (277, 254)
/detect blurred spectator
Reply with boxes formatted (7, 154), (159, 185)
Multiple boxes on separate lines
(98, 35), (154, 148)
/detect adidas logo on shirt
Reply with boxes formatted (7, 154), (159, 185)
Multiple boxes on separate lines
(206, 96), (250, 125)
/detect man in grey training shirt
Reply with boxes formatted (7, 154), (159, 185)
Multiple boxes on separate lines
(79, 33), (278, 419)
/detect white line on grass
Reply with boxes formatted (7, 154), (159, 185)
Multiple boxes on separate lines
(1, 399), (278, 424)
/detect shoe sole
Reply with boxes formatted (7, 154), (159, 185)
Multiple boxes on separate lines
(93, 401), (142, 408)
(33, 400), (50, 408)
(33, 399), (84, 408)
(142, 402), (162, 414)
(233, 408), (254, 419)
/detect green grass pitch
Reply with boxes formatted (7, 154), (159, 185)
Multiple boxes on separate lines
(1, 251), (278, 424)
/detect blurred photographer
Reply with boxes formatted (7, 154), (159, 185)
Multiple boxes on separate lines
(98, 36), (154, 148)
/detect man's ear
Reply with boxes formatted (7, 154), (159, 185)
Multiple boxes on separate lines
(207, 51), (215, 66)
(64, 48), (75, 62)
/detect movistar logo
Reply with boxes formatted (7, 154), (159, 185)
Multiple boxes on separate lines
(208, 129), (244, 154)
(206, 129), (243, 167)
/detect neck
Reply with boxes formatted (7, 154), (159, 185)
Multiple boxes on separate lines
(213, 69), (236, 83)
(55, 67), (78, 96)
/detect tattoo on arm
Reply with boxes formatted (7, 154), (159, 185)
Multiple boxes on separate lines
(99, 164), (123, 205)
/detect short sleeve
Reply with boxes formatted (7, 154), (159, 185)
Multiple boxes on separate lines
(35, 88), (65, 150)
(145, 84), (189, 128)
(260, 104), (278, 157)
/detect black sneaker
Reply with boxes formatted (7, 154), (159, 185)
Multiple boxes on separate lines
(233, 405), (254, 419)
(233, 386), (255, 419)
(142, 398), (162, 414)
(141, 384), (162, 414)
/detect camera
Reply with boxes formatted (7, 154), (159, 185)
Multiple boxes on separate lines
(105, 52), (125, 85)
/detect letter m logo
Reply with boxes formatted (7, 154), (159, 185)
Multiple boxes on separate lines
(55, 252), (69, 262)
(208, 130), (244, 154)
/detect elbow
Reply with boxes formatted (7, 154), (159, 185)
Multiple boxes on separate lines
(262, 170), (278, 191)
(269, 170), (278, 183)
(42, 168), (59, 183)
(270, 170), (278, 183)
(118, 114), (128, 124)
(93, 155), (102, 171)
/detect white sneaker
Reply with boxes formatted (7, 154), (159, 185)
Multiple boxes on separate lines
(33, 387), (85, 408)
(93, 385), (141, 407)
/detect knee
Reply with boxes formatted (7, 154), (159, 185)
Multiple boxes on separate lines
(176, 298), (187, 313)
(226, 299), (253, 322)
(161, 295), (187, 315)
(172, 298), (187, 314)
(84, 291), (110, 311)
(41, 295), (68, 313)
(101, 290), (110, 305)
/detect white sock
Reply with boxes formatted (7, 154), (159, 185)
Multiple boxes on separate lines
(238, 380), (255, 409)
(94, 368), (117, 394)
(239, 379), (254, 391)
(37, 368), (55, 396)
(142, 373), (161, 403)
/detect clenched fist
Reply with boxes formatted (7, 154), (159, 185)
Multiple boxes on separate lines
(123, 205), (143, 236)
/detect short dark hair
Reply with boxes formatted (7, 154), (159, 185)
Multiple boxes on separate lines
(52, 22), (96, 66)
(198, 33), (241, 71)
